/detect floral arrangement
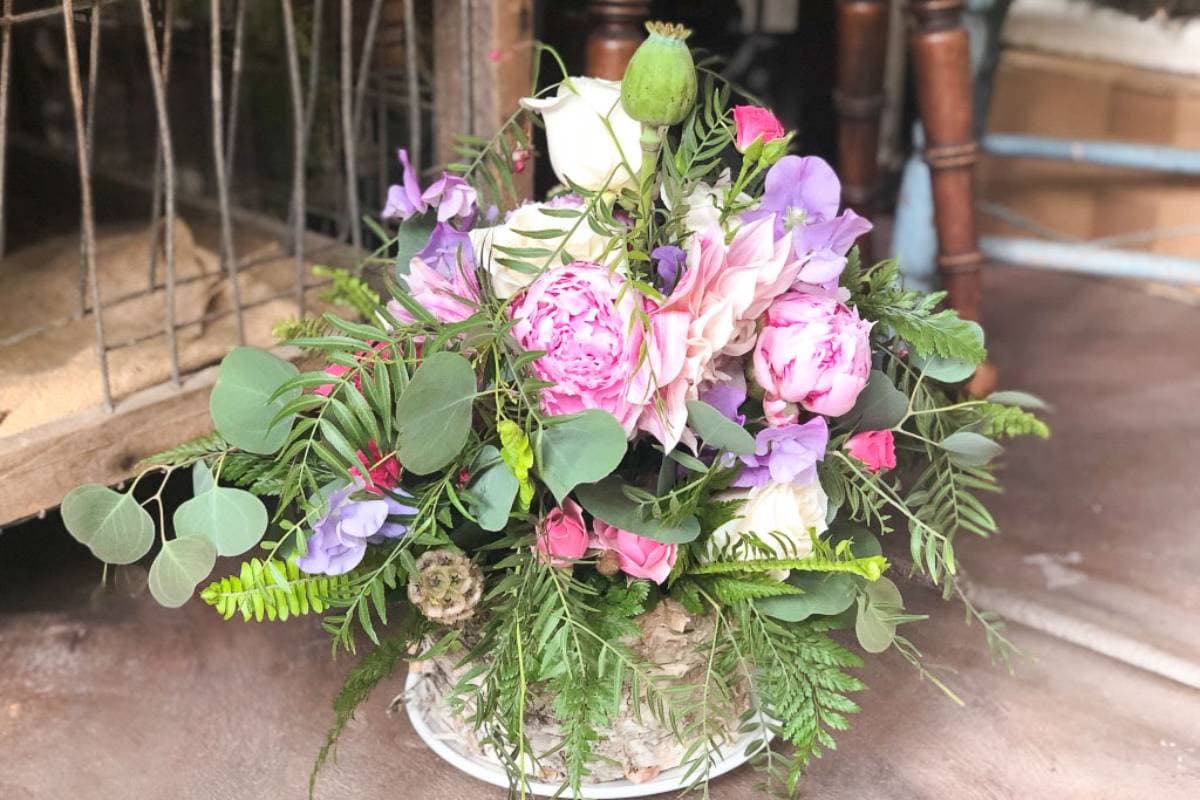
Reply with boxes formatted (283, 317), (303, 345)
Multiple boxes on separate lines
(61, 23), (1048, 799)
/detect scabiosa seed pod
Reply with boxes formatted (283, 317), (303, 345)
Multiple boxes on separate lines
(619, 21), (698, 127)
(407, 549), (484, 625)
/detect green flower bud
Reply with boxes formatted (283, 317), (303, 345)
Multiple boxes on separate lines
(619, 21), (698, 127)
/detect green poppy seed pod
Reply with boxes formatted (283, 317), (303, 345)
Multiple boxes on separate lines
(619, 22), (698, 127)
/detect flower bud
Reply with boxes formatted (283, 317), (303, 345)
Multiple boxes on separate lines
(619, 22), (698, 127)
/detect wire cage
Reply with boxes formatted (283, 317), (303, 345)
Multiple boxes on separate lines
(0, 0), (533, 525)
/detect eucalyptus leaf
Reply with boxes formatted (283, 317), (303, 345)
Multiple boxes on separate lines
(148, 536), (217, 608)
(843, 370), (907, 430)
(986, 390), (1049, 410)
(685, 400), (756, 455)
(757, 571), (857, 622)
(854, 576), (904, 654)
(395, 352), (476, 474)
(192, 461), (214, 495)
(209, 347), (301, 454)
(828, 521), (882, 558)
(61, 484), (155, 565)
(173, 486), (269, 557)
(535, 410), (627, 502)
(469, 446), (519, 532)
(575, 478), (700, 544)
(939, 431), (1004, 467)
(393, 217), (436, 277)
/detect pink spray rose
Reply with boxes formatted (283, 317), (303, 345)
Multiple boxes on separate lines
(510, 262), (685, 439)
(845, 430), (897, 474)
(535, 499), (589, 567)
(591, 521), (677, 584)
(733, 105), (785, 153)
(753, 291), (873, 418)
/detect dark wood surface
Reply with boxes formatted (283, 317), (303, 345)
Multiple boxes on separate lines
(583, 1), (651, 81)
(2, 265), (1198, 799)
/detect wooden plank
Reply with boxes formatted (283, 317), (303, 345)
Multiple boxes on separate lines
(432, 0), (534, 198)
(0, 366), (218, 527)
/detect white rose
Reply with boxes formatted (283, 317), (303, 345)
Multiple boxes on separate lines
(470, 202), (619, 298)
(705, 482), (829, 579)
(520, 77), (643, 193)
(662, 170), (753, 236)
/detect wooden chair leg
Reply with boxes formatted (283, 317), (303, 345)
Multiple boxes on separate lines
(909, 0), (995, 395)
(835, 0), (890, 262)
(584, 1), (651, 80)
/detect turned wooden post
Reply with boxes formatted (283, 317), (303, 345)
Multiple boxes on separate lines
(909, 0), (994, 393)
(834, 0), (889, 260)
(585, 0), (650, 80)
(908, 0), (982, 322)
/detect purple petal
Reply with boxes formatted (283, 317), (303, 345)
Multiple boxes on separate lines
(382, 148), (427, 221)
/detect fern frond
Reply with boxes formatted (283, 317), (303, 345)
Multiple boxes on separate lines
(709, 575), (805, 604)
(273, 316), (333, 345)
(200, 558), (357, 622)
(312, 265), (381, 318)
(689, 555), (888, 581)
(977, 403), (1050, 439)
(137, 431), (229, 469)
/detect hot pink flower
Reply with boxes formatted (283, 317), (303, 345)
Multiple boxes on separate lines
(314, 342), (393, 397)
(535, 499), (589, 567)
(845, 430), (896, 474)
(733, 105), (785, 153)
(510, 262), (685, 440)
(753, 291), (873, 418)
(350, 441), (403, 495)
(591, 521), (676, 584)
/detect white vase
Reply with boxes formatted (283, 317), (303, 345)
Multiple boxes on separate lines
(403, 669), (774, 799)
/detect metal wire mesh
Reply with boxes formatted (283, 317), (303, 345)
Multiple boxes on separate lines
(0, 0), (431, 413)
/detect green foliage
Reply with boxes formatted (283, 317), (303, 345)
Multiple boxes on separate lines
(210, 347), (301, 455)
(467, 445), (519, 532)
(201, 557), (356, 622)
(575, 477), (702, 544)
(173, 462), (269, 557)
(498, 420), (535, 511)
(219, 452), (290, 496)
(535, 409), (627, 503)
(137, 431), (230, 469)
(149, 536), (217, 608)
(61, 484), (155, 565)
(847, 258), (987, 365)
(448, 109), (535, 212)
(272, 316), (332, 345)
(687, 554), (887, 582)
(978, 402), (1051, 439)
(686, 399), (756, 455)
(310, 616), (426, 799)
(312, 264), (381, 318)
(395, 351), (477, 475)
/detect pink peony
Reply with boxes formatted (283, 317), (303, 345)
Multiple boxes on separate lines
(387, 256), (480, 325)
(845, 430), (896, 474)
(535, 499), (589, 567)
(753, 291), (873, 418)
(650, 218), (803, 447)
(510, 263), (686, 439)
(591, 521), (676, 584)
(733, 105), (785, 153)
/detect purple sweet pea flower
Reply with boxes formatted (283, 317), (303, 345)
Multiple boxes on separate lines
(700, 375), (747, 426)
(743, 155), (873, 288)
(417, 222), (476, 279)
(297, 483), (417, 576)
(652, 245), (687, 291)
(733, 416), (829, 488)
(382, 149), (427, 221)
(421, 173), (477, 227)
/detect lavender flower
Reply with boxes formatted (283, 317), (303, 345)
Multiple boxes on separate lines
(383, 149), (477, 228)
(417, 222), (476, 279)
(733, 416), (829, 488)
(296, 483), (416, 576)
(382, 149), (426, 221)
(700, 375), (747, 425)
(421, 173), (477, 227)
(743, 155), (872, 288)
(652, 244), (687, 291)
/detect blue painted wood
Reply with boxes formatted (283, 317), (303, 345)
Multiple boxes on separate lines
(983, 134), (1200, 175)
(981, 236), (1200, 284)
